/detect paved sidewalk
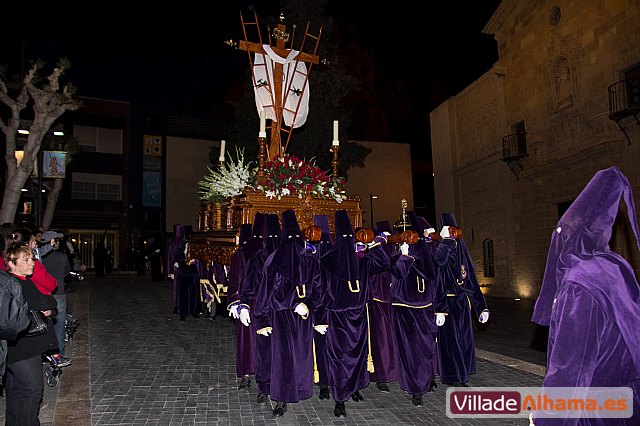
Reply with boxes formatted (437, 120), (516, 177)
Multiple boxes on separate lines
(1, 275), (548, 425)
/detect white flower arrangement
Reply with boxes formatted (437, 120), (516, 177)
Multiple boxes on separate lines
(198, 147), (256, 203)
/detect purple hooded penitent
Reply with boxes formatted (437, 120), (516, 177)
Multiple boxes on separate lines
(532, 166), (640, 424)
(435, 211), (487, 385)
(254, 210), (316, 404)
(319, 209), (391, 403)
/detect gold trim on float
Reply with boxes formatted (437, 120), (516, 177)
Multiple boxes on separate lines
(348, 279), (360, 293)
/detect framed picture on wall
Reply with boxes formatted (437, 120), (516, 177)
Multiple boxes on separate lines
(42, 151), (68, 178)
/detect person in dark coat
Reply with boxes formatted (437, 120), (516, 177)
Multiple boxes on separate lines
(93, 239), (107, 278)
(5, 245), (59, 425)
(0, 269), (30, 377)
(149, 248), (164, 281)
(237, 214), (281, 405)
(319, 209), (390, 417)
(167, 225), (187, 313)
(434, 212), (489, 386)
(531, 166), (640, 425)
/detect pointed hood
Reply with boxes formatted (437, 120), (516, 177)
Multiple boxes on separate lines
(268, 210), (306, 282)
(320, 209), (358, 280)
(376, 220), (392, 235)
(441, 212), (458, 227)
(314, 214), (333, 243)
(244, 213), (266, 260)
(532, 166), (640, 372)
(264, 214), (281, 255)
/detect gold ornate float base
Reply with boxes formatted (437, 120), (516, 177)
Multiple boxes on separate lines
(190, 188), (362, 266)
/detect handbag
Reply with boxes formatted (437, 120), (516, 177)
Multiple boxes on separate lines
(25, 310), (48, 336)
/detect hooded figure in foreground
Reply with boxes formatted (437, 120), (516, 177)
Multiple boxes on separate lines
(319, 209), (390, 417)
(531, 166), (640, 425)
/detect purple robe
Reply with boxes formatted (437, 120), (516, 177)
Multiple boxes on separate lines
(391, 237), (446, 394)
(532, 167), (640, 425)
(435, 213), (488, 385)
(226, 223), (256, 378)
(310, 215), (333, 388)
(368, 241), (399, 384)
(254, 210), (319, 403)
(319, 211), (390, 403)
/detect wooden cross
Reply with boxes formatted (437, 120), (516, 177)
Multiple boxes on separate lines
(237, 13), (320, 160)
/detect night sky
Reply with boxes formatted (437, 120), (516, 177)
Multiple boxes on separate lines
(1, 1), (500, 205)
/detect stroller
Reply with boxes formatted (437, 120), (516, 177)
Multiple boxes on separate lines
(43, 313), (81, 387)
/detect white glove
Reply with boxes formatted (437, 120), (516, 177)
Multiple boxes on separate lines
(239, 308), (251, 327)
(440, 226), (451, 239)
(314, 325), (328, 335)
(479, 310), (490, 323)
(294, 303), (309, 318)
(400, 242), (409, 256)
(435, 313), (446, 326)
(168, 274), (174, 279)
(257, 328), (272, 337)
(425, 228), (435, 238)
(174, 262), (180, 269)
(229, 305), (240, 319)
(382, 231), (391, 237)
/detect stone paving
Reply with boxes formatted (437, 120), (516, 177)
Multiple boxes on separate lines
(0, 274), (548, 425)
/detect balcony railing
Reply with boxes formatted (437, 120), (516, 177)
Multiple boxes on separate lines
(502, 133), (528, 162)
(608, 79), (640, 120)
(607, 79), (640, 144)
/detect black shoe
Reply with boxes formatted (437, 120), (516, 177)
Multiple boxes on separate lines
(427, 378), (437, 393)
(334, 401), (346, 417)
(430, 379), (438, 389)
(238, 376), (251, 389)
(454, 381), (469, 387)
(376, 382), (390, 392)
(350, 390), (364, 402)
(256, 393), (267, 405)
(273, 402), (287, 417)
(412, 394), (423, 407)
(319, 386), (330, 400)
(179, 315), (186, 321)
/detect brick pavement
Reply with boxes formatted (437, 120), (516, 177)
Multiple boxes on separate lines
(0, 274), (548, 425)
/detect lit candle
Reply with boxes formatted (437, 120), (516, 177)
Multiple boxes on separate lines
(218, 139), (226, 162)
(259, 110), (266, 137)
(332, 120), (339, 146)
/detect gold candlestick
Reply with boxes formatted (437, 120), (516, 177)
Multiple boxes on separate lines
(331, 145), (340, 179)
(257, 136), (268, 187)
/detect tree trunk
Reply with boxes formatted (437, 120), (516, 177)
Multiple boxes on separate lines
(41, 178), (63, 230)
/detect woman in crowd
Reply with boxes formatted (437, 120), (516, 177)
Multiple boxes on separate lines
(4, 245), (59, 425)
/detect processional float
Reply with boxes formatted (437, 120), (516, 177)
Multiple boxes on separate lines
(190, 11), (363, 267)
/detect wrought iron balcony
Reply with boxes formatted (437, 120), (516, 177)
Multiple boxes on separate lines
(502, 133), (528, 179)
(607, 79), (640, 144)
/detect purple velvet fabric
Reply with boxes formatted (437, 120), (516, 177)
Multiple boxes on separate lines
(226, 223), (256, 378)
(368, 239), (399, 384)
(319, 210), (391, 402)
(435, 212), (487, 384)
(390, 230), (446, 394)
(239, 214), (280, 395)
(532, 166), (640, 424)
(254, 210), (318, 403)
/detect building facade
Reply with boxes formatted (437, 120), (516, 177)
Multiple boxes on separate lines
(430, 0), (640, 298)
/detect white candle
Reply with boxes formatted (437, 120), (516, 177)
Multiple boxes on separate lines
(259, 110), (266, 137)
(332, 120), (339, 146)
(218, 139), (226, 162)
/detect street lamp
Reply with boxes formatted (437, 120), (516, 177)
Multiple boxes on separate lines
(370, 194), (378, 228)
